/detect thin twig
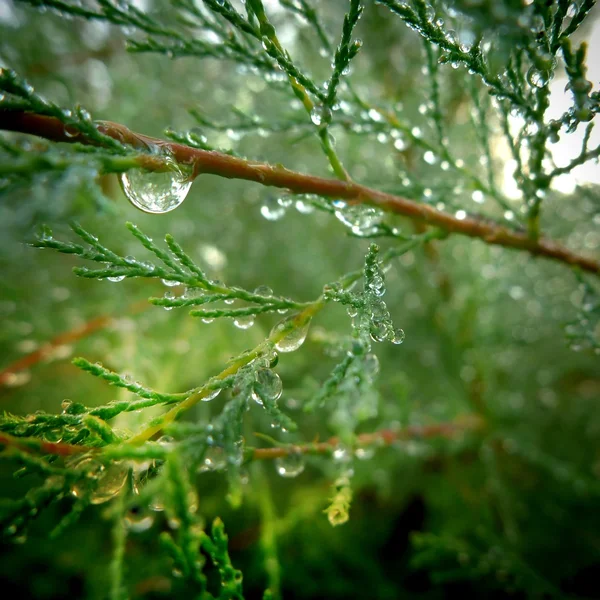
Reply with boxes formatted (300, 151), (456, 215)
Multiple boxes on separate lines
(1, 111), (598, 274)
(0, 300), (148, 387)
(250, 415), (483, 460)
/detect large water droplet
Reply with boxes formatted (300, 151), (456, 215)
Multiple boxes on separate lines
(90, 461), (129, 504)
(272, 314), (311, 353)
(199, 446), (228, 472)
(275, 451), (305, 478)
(391, 328), (405, 345)
(119, 154), (193, 214)
(252, 368), (282, 404)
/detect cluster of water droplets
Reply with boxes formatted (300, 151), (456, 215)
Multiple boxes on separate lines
(119, 148), (194, 214)
(333, 200), (386, 237)
(259, 194), (318, 221)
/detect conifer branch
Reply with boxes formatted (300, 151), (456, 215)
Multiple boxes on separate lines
(2, 110), (598, 275)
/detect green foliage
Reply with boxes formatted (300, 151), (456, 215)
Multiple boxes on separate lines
(1, 1), (600, 599)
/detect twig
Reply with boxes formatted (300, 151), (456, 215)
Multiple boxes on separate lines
(1, 111), (598, 275)
(0, 300), (148, 387)
(250, 415), (483, 460)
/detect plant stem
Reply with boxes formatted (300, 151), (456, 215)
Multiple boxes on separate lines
(1, 111), (598, 275)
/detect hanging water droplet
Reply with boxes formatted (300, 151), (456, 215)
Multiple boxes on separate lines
(295, 200), (315, 214)
(119, 153), (193, 214)
(107, 275), (126, 282)
(260, 196), (285, 221)
(369, 320), (389, 343)
(199, 446), (227, 472)
(70, 456), (105, 498)
(275, 451), (305, 478)
(202, 387), (221, 402)
(391, 328), (405, 345)
(161, 278), (179, 287)
(310, 103), (331, 126)
(252, 368), (282, 404)
(124, 505), (154, 532)
(272, 314), (312, 353)
(472, 190), (484, 204)
(526, 66), (551, 89)
(423, 150), (437, 165)
(233, 315), (255, 329)
(90, 461), (129, 504)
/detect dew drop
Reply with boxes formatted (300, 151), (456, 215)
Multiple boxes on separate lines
(199, 446), (227, 472)
(233, 315), (255, 329)
(107, 275), (126, 282)
(161, 278), (179, 287)
(90, 461), (128, 504)
(272, 314), (312, 353)
(202, 387), (221, 402)
(369, 320), (389, 343)
(423, 150), (437, 165)
(275, 451), (305, 478)
(310, 103), (331, 126)
(260, 196), (285, 221)
(124, 505), (154, 532)
(119, 154), (192, 214)
(252, 368), (282, 404)
(391, 328), (405, 345)
(254, 285), (273, 297)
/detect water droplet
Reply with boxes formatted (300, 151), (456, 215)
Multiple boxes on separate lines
(272, 314), (311, 353)
(333, 446), (349, 462)
(369, 320), (389, 342)
(423, 150), (436, 165)
(310, 103), (331, 126)
(472, 190), (484, 204)
(199, 446), (227, 472)
(391, 328), (405, 345)
(106, 275), (125, 282)
(295, 199), (315, 214)
(233, 315), (255, 329)
(202, 387), (221, 402)
(355, 446), (375, 460)
(254, 285), (273, 297)
(124, 505), (154, 532)
(161, 278), (179, 287)
(70, 456), (104, 498)
(260, 196), (285, 221)
(275, 451), (305, 478)
(526, 66), (551, 89)
(252, 368), (282, 404)
(119, 154), (193, 214)
(90, 461), (128, 504)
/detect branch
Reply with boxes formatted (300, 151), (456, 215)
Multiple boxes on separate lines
(1, 111), (598, 275)
(250, 415), (483, 461)
(0, 300), (148, 387)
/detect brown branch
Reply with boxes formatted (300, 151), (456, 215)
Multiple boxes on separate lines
(0, 431), (88, 457)
(0, 300), (148, 388)
(251, 415), (484, 460)
(2, 111), (598, 274)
